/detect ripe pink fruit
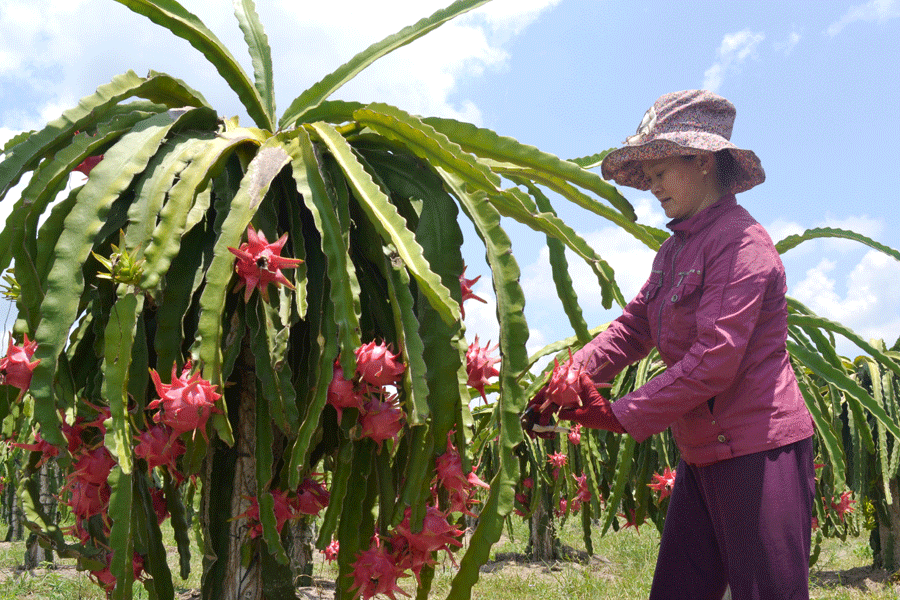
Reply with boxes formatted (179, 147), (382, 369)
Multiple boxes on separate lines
(829, 491), (857, 521)
(393, 506), (464, 557)
(349, 537), (409, 600)
(148, 361), (222, 442)
(540, 351), (584, 411)
(648, 466), (676, 501)
(327, 360), (363, 420)
(134, 424), (186, 477)
(0, 334), (40, 391)
(228, 224), (303, 302)
(73, 155), (103, 176)
(62, 479), (110, 518)
(294, 476), (330, 516)
(359, 393), (404, 449)
(458, 266), (486, 319)
(322, 539), (339, 562)
(235, 490), (296, 539)
(568, 422), (582, 445)
(11, 431), (59, 468)
(70, 446), (116, 486)
(465, 336), (500, 404)
(355, 341), (405, 387)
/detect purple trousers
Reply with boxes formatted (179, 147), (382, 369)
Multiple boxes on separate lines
(649, 436), (815, 600)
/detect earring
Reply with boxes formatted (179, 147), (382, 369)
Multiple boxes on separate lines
(702, 170), (708, 175)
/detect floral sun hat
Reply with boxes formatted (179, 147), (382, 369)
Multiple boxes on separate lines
(600, 90), (765, 194)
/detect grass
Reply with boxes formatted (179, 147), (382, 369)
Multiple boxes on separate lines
(0, 517), (897, 599)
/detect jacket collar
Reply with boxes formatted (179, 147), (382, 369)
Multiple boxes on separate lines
(667, 193), (737, 236)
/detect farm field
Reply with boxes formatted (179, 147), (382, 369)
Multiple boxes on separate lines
(0, 518), (896, 600)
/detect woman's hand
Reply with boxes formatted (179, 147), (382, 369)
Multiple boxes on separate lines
(521, 385), (558, 439)
(557, 373), (626, 434)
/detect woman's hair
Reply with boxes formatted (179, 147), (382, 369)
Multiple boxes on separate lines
(677, 151), (738, 193)
(714, 149), (738, 192)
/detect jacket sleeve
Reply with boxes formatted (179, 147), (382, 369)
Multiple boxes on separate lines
(571, 275), (657, 384)
(611, 234), (774, 442)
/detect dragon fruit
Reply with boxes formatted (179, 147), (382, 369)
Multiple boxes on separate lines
(393, 506), (464, 557)
(348, 537), (410, 600)
(359, 393), (405, 449)
(147, 361), (221, 442)
(458, 266), (487, 320)
(294, 476), (330, 516)
(0, 333), (40, 391)
(539, 351), (585, 411)
(70, 446), (116, 487)
(228, 224), (303, 302)
(568, 422), (582, 445)
(465, 336), (500, 403)
(648, 466), (677, 501)
(235, 490), (296, 539)
(73, 155), (103, 177)
(11, 431), (59, 468)
(134, 424), (186, 477)
(62, 479), (111, 518)
(322, 539), (339, 562)
(434, 432), (489, 516)
(355, 341), (405, 387)
(327, 360), (363, 420)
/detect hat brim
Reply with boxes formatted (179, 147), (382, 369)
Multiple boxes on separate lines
(600, 135), (765, 194)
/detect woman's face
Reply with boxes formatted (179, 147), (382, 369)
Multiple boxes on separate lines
(641, 155), (715, 220)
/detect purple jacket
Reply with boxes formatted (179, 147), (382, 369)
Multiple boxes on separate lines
(572, 195), (814, 465)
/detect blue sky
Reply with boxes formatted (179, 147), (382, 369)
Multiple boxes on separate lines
(1, 0), (899, 360)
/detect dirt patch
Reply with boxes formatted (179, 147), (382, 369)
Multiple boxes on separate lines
(812, 564), (900, 593)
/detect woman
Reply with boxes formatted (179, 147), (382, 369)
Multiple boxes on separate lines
(524, 90), (816, 600)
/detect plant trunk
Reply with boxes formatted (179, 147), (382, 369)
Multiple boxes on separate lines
(201, 334), (262, 600)
(23, 462), (54, 569)
(875, 478), (900, 571)
(529, 495), (557, 562)
(287, 517), (315, 586)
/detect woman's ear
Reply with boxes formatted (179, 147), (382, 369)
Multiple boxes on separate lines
(697, 153), (716, 176)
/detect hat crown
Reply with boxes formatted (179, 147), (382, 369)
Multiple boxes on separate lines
(635, 90), (736, 145)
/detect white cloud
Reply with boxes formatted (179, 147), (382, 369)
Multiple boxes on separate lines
(703, 30), (765, 92)
(774, 31), (801, 54)
(0, 0), (560, 133)
(826, 0), (900, 36)
(791, 251), (900, 353)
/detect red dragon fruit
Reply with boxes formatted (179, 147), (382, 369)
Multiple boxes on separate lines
(228, 224), (303, 302)
(322, 539), (339, 562)
(359, 393), (405, 449)
(648, 466), (676, 501)
(355, 341), (405, 387)
(434, 432), (489, 516)
(0, 333), (40, 391)
(147, 361), (221, 442)
(62, 479), (111, 518)
(349, 537), (410, 600)
(70, 446), (116, 487)
(327, 360), (363, 420)
(235, 490), (296, 539)
(73, 155), (104, 177)
(568, 422), (582, 445)
(11, 431), (59, 468)
(294, 476), (330, 516)
(539, 351), (584, 411)
(393, 506), (464, 557)
(134, 424), (186, 477)
(458, 265), (487, 320)
(465, 336), (500, 404)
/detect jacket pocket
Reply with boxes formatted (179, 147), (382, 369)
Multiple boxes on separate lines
(666, 269), (703, 340)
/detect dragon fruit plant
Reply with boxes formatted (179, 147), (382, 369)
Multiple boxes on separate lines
(0, 1), (640, 598)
